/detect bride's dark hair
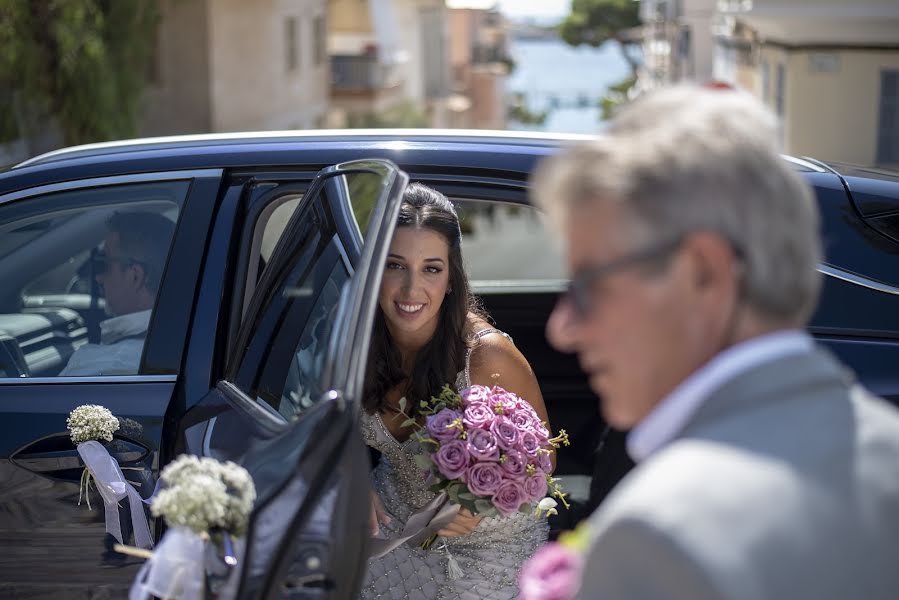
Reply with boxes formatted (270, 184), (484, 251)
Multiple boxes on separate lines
(363, 183), (483, 417)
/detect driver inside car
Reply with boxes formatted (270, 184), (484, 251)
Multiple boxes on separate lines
(59, 211), (175, 376)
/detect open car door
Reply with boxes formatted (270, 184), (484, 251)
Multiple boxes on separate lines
(178, 159), (408, 599)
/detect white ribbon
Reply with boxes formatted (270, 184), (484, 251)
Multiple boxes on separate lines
(129, 527), (207, 600)
(368, 492), (460, 558)
(77, 440), (153, 549)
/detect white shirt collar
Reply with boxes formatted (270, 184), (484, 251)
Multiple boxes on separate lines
(100, 309), (152, 344)
(626, 330), (814, 462)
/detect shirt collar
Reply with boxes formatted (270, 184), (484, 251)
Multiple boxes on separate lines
(626, 329), (814, 462)
(100, 309), (152, 344)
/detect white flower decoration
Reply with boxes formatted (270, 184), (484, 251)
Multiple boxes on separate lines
(151, 455), (256, 537)
(67, 404), (120, 445)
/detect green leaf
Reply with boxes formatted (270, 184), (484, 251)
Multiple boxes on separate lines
(413, 454), (433, 470)
(399, 396), (407, 413)
(401, 418), (416, 429)
(458, 492), (477, 502)
(474, 499), (494, 514)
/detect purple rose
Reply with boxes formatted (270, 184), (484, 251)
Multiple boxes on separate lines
(462, 403), (495, 430)
(426, 409), (461, 443)
(501, 449), (527, 480)
(490, 416), (520, 451)
(524, 473), (548, 503)
(536, 450), (553, 474)
(466, 428), (500, 461)
(433, 439), (470, 480)
(533, 420), (551, 442)
(492, 479), (527, 517)
(489, 388), (519, 414)
(518, 542), (583, 600)
(461, 385), (491, 405)
(466, 462), (504, 497)
(509, 410), (534, 432)
(520, 430), (540, 457)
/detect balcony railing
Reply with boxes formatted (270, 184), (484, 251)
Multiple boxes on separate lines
(331, 54), (400, 92)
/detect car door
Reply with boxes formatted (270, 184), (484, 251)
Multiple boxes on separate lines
(0, 169), (222, 598)
(178, 159), (408, 599)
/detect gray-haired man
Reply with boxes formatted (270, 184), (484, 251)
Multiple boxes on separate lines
(61, 211), (175, 376)
(533, 86), (899, 599)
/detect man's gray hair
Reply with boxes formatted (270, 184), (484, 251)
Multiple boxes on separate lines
(532, 85), (822, 325)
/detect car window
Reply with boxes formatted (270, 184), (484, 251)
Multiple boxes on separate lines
(455, 199), (565, 291)
(278, 261), (349, 418)
(0, 181), (186, 379)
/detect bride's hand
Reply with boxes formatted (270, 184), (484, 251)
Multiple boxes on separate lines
(369, 489), (392, 536)
(438, 508), (482, 537)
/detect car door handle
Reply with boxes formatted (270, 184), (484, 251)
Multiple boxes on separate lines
(11, 434), (151, 477)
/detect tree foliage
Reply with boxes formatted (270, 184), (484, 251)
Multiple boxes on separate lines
(0, 0), (159, 146)
(559, 0), (641, 72)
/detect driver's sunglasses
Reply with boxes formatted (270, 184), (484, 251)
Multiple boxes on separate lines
(563, 236), (686, 319)
(92, 252), (142, 273)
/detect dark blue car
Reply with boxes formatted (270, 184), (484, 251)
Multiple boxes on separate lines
(0, 131), (898, 599)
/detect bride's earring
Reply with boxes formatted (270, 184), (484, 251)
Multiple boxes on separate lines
(446, 286), (452, 295)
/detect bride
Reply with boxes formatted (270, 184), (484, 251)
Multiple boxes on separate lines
(359, 183), (554, 599)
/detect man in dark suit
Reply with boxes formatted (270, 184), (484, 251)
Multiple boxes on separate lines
(533, 85), (899, 599)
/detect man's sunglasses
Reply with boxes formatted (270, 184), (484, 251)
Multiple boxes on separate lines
(563, 236), (685, 318)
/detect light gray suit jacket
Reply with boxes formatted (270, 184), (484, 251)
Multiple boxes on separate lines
(576, 347), (899, 600)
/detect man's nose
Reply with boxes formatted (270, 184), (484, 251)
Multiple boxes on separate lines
(546, 296), (580, 353)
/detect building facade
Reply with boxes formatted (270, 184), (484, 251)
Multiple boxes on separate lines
(142, 0), (331, 135)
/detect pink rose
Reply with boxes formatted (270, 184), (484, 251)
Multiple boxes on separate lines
(466, 428), (500, 461)
(490, 416), (520, 451)
(520, 430), (540, 457)
(524, 473), (548, 503)
(466, 461), (504, 497)
(433, 439), (470, 480)
(501, 449), (528, 480)
(518, 542), (583, 600)
(426, 409), (461, 443)
(492, 479), (527, 517)
(462, 403), (495, 430)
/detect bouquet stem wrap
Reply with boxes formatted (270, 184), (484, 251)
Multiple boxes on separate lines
(129, 527), (206, 600)
(368, 491), (459, 558)
(76, 440), (153, 549)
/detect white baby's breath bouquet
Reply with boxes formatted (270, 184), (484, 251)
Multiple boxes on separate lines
(129, 455), (257, 600)
(67, 404), (120, 509)
(67, 404), (154, 549)
(67, 404), (120, 444)
(152, 455), (256, 538)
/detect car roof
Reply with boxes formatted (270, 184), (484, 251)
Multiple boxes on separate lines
(14, 129), (596, 170)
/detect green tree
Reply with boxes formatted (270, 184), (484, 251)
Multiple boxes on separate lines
(559, 0), (641, 74)
(0, 0), (159, 146)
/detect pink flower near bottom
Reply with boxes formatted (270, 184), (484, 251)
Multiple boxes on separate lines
(518, 542), (583, 600)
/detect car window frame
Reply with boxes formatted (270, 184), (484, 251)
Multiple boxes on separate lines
(0, 169), (221, 385)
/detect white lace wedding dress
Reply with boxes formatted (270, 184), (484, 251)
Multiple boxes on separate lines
(359, 329), (549, 600)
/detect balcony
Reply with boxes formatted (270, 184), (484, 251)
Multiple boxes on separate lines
(331, 54), (402, 93)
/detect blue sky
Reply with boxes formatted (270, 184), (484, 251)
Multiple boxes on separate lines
(447, 1), (569, 23)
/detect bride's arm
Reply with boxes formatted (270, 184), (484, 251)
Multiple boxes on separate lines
(467, 333), (556, 471)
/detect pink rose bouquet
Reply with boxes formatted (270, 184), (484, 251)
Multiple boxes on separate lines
(518, 521), (592, 600)
(399, 384), (570, 530)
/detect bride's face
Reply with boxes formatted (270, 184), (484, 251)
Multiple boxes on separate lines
(378, 226), (451, 344)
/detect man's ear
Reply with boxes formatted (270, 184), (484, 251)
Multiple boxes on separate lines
(684, 232), (739, 293)
(128, 262), (148, 289)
